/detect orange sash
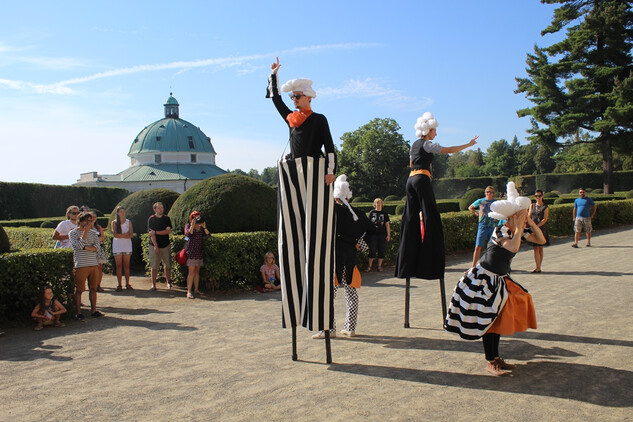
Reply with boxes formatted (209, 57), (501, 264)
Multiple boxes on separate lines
(286, 109), (313, 128)
(409, 169), (432, 179)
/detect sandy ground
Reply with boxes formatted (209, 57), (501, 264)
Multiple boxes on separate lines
(1, 226), (632, 421)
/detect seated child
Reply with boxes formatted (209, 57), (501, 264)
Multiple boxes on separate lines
(259, 252), (281, 292)
(31, 285), (67, 330)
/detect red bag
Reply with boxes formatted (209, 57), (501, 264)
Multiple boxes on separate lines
(175, 248), (187, 265)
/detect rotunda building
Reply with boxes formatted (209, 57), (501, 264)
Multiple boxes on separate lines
(76, 94), (226, 193)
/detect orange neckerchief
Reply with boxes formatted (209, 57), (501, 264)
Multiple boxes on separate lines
(286, 108), (313, 128)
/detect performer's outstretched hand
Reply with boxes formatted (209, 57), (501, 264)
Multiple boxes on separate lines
(468, 135), (479, 147)
(271, 57), (281, 74)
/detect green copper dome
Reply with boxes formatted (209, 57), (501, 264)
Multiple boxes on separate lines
(128, 94), (216, 155)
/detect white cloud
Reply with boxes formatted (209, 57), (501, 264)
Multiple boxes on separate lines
(320, 77), (433, 110)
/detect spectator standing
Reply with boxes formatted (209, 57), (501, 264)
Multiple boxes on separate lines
(90, 211), (107, 292)
(184, 211), (209, 299)
(52, 205), (79, 249)
(367, 198), (391, 272)
(111, 206), (134, 291)
(148, 202), (172, 290)
(468, 186), (497, 267)
(572, 188), (597, 248)
(528, 190), (550, 272)
(68, 212), (104, 320)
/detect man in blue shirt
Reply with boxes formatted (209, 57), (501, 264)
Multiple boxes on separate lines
(468, 186), (496, 266)
(572, 187), (597, 248)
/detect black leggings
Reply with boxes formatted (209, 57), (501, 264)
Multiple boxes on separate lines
(482, 333), (500, 361)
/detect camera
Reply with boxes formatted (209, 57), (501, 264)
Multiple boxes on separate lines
(195, 215), (205, 224)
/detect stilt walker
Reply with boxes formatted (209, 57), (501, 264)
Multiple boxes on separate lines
(395, 112), (478, 327)
(267, 58), (337, 363)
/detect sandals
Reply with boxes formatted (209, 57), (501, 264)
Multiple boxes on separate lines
(96, 286), (105, 292)
(54, 322), (65, 328)
(34, 324), (43, 331)
(149, 286), (157, 291)
(187, 292), (195, 299)
(125, 284), (134, 290)
(116, 285), (123, 292)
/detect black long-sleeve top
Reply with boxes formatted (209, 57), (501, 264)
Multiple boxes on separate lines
(266, 74), (337, 175)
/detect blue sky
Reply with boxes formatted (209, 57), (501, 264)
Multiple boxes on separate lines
(0, 0), (560, 186)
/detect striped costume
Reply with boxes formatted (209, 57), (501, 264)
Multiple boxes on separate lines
(268, 73), (337, 331)
(445, 225), (537, 340)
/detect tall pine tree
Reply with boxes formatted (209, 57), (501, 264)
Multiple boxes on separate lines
(516, 0), (633, 193)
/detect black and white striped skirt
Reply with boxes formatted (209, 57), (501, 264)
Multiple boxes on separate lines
(444, 264), (508, 340)
(277, 157), (335, 331)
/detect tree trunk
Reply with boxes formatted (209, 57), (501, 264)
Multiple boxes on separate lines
(601, 135), (613, 194)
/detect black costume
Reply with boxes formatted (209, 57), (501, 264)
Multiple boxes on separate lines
(395, 139), (445, 279)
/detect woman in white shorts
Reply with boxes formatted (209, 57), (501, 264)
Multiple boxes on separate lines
(111, 206), (134, 291)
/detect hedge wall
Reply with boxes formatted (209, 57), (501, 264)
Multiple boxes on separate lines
(515, 170), (633, 195)
(0, 216), (109, 229)
(0, 248), (75, 322)
(0, 182), (129, 220)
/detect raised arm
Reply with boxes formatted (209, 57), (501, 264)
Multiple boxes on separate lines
(266, 57), (292, 120)
(440, 136), (478, 154)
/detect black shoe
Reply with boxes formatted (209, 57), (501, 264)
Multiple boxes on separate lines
(91, 311), (105, 318)
(76, 313), (85, 321)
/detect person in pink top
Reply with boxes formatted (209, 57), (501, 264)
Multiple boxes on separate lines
(259, 252), (281, 292)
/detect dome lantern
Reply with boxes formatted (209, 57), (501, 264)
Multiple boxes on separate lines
(164, 92), (179, 118)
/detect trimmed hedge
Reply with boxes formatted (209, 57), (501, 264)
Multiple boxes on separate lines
(0, 182), (128, 220)
(515, 170), (633, 195)
(0, 224), (10, 253)
(0, 216), (110, 229)
(460, 188), (486, 211)
(0, 248), (75, 322)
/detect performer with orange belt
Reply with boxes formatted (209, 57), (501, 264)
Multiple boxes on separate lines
(445, 182), (546, 376)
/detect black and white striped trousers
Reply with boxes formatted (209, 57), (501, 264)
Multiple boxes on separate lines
(277, 157), (335, 331)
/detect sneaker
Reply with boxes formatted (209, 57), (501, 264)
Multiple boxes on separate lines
(91, 311), (105, 318)
(494, 357), (516, 370)
(571, 243), (579, 248)
(340, 329), (356, 337)
(486, 361), (508, 376)
(76, 313), (85, 321)
(311, 331), (336, 339)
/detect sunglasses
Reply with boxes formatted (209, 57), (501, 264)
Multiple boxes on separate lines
(70, 211), (79, 215)
(289, 94), (304, 100)
(485, 191), (494, 194)
(534, 194), (542, 197)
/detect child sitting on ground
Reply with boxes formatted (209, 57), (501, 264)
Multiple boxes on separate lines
(31, 285), (67, 330)
(259, 252), (281, 292)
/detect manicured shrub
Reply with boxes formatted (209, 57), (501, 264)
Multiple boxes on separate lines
(554, 198), (566, 205)
(459, 188), (485, 211)
(543, 192), (559, 198)
(0, 248), (75, 321)
(40, 220), (57, 229)
(625, 190), (633, 199)
(351, 196), (369, 203)
(0, 224), (10, 253)
(592, 188), (603, 194)
(384, 195), (400, 202)
(169, 174), (276, 234)
(395, 204), (405, 215)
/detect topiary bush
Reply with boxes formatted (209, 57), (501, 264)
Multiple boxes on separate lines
(395, 204), (405, 215)
(459, 188), (485, 211)
(543, 192), (559, 198)
(384, 195), (401, 202)
(592, 188), (603, 194)
(626, 190), (633, 199)
(351, 196), (369, 203)
(40, 220), (57, 229)
(169, 174), (276, 234)
(0, 224), (10, 253)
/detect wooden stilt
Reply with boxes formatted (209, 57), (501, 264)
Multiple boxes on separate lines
(292, 326), (297, 361)
(439, 277), (447, 327)
(325, 330), (332, 364)
(404, 277), (411, 328)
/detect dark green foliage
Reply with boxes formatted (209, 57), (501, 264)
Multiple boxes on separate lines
(169, 174), (276, 234)
(0, 224), (10, 253)
(109, 189), (180, 236)
(592, 189), (604, 194)
(384, 195), (400, 202)
(395, 204), (405, 216)
(433, 176), (508, 199)
(338, 118), (410, 199)
(460, 188), (485, 211)
(0, 248), (75, 322)
(515, 0), (633, 193)
(626, 190), (633, 199)
(351, 196), (369, 203)
(515, 170), (633, 195)
(40, 221), (57, 228)
(4, 227), (54, 249)
(141, 232), (277, 289)
(543, 192), (559, 198)
(0, 182), (128, 220)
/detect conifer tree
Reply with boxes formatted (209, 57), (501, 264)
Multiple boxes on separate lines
(516, 0), (633, 193)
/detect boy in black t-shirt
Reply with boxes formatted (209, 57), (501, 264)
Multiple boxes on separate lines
(148, 202), (172, 290)
(367, 198), (391, 272)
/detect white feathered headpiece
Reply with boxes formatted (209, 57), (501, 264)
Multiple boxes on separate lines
(333, 175), (358, 221)
(488, 181), (532, 220)
(281, 78), (316, 98)
(415, 111), (439, 138)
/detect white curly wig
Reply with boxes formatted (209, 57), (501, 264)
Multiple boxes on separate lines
(333, 175), (358, 221)
(281, 78), (316, 98)
(415, 111), (439, 138)
(488, 181), (532, 221)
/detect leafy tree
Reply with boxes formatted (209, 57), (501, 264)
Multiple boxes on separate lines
(230, 169), (248, 176)
(247, 169), (261, 180)
(483, 139), (516, 176)
(338, 118), (410, 199)
(260, 166), (278, 187)
(516, 0), (633, 193)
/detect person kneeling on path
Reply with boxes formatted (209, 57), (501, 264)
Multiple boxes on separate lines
(313, 175), (374, 339)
